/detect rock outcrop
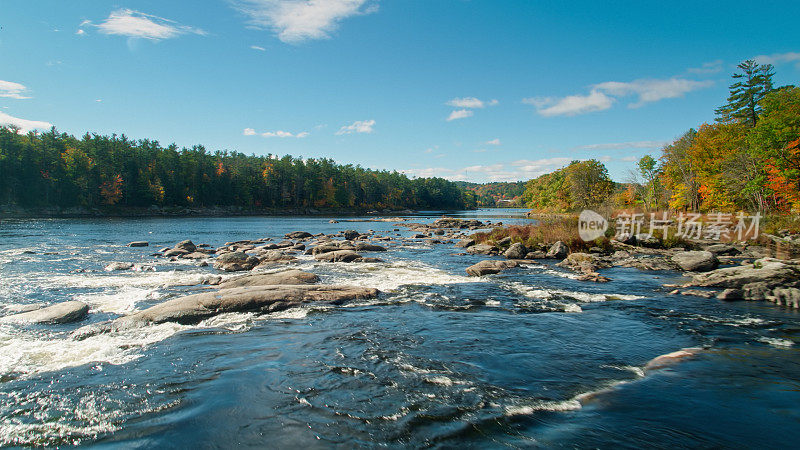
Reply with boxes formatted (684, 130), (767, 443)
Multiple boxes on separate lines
(213, 251), (260, 271)
(217, 270), (320, 289)
(546, 241), (569, 259)
(504, 242), (528, 259)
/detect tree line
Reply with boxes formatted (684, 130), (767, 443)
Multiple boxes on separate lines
(523, 60), (799, 214)
(0, 127), (473, 211)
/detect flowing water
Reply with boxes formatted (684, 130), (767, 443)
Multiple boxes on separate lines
(1, 209), (798, 447)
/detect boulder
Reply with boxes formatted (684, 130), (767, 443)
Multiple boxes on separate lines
(671, 251), (718, 272)
(164, 248), (189, 257)
(181, 252), (208, 260)
(343, 230), (361, 240)
(704, 244), (740, 256)
(314, 250), (362, 263)
(497, 237), (512, 247)
(717, 288), (743, 301)
(455, 238), (475, 248)
(285, 231), (313, 239)
(504, 242), (528, 259)
(466, 260), (518, 276)
(467, 243), (498, 255)
(176, 240), (197, 253)
(217, 270), (320, 289)
(1, 301), (89, 324)
(213, 251), (260, 272)
(355, 242), (387, 252)
(127, 241), (149, 247)
(101, 285), (380, 330)
(524, 250), (547, 259)
(546, 241), (569, 259)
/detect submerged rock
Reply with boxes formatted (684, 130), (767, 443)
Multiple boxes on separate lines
(127, 241), (149, 247)
(671, 251), (718, 272)
(285, 231), (313, 239)
(467, 243), (498, 255)
(1, 301), (89, 324)
(466, 260), (518, 276)
(343, 230), (361, 240)
(104, 262), (134, 271)
(455, 238), (475, 248)
(355, 242), (387, 252)
(176, 240), (197, 253)
(645, 348), (702, 371)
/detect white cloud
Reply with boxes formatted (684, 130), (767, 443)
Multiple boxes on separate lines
(525, 76), (713, 116)
(76, 29), (86, 35)
(524, 90), (614, 117)
(446, 109), (473, 121)
(575, 140), (668, 151)
(0, 112), (52, 133)
(594, 78), (714, 108)
(83, 9), (206, 40)
(250, 45), (266, 51)
(401, 157), (572, 182)
(620, 155), (639, 162)
(687, 59), (724, 74)
(755, 51), (800, 69)
(244, 127), (308, 137)
(335, 119), (375, 135)
(0, 80), (31, 99)
(230, 0), (377, 44)
(485, 138), (501, 146)
(446, 97), (498, 109)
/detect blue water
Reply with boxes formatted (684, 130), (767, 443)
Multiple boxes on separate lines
(1, 209), (799, 447)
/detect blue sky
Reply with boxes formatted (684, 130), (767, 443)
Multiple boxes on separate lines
(1, 1), (799, 182)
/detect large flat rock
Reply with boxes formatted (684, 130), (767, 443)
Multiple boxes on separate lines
(109, 284), (379, 329)
(217, 270), (320, 289)
(1, 301), (89, 324)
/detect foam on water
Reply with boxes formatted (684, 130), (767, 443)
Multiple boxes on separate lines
(507, 281), (642, 303)
(319, 259), (485, 292)
(757, 337), (794, 348)
(75, 286), (162, 314)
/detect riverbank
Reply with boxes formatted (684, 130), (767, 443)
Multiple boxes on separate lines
(0, 205), (428, 219)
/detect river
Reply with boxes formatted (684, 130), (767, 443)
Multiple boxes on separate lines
(1, 209), (798, 447)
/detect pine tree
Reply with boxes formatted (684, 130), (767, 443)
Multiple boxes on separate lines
(715, 60), (775, 127)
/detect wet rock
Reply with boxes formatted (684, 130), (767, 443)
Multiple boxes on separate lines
(163, 248), (189, 257)
(671, 251), (718, 272)
(181, 252), (208, 260)
(497, 237), (512, 247)
(524, 250), (547, 259)
(176, 240), (196, 253)
(100, 285), (380, 329)
(504, 242), (528, 260)
(127, 241), (149, 247)
(343, 230), (361, 240)
(466, 260), (518, 276)
(467, 243), (498, 255)
(314, 250), (363, 263)
(679, 289), (717, 298)
(218, 269), (320, 289)
(433, 229), (445, 236)
(1, 301), (89, 324)
(557, 252), (606, 273)
(717, 288), (743, 301)
(359, 257), (384, 263)
(104, 262), (134, 271)
(645, 348), (702, 371)
(213, 251), (260, 272)
(691, 258), (798, 288)
(285, 231), (313, 239)
(355, 242), (387, 252)
(546, 241), (569, 259)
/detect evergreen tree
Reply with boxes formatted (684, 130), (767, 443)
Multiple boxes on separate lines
(715, 59), (775, 127)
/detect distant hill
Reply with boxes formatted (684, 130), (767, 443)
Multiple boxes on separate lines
(454, 181), (526, 207)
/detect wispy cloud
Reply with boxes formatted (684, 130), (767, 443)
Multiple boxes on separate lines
(81, 9), (206, 40)
(446, 97), (498, 109)
(0, 112), (52, 133)
(402, 157), (572, 182)
(575, 140), (668, 151)
(0, 80), (31, 99)
(335, 119), (375, 135)
(485, 138), (501, 146)
(525, 76), (713, 117)
(594, 78), (714, 108)
(524, 90), (613, 117)
(754, 51), (800, 69)
(446, 109), (473, 121)
(230, 0), (377, 44)
(250, 45), (266, 51)
(687, 59), (724, 74)
(244, 127), (309, 137)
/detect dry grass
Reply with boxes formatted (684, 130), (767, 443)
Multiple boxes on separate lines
(472, 216), (612, 252)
